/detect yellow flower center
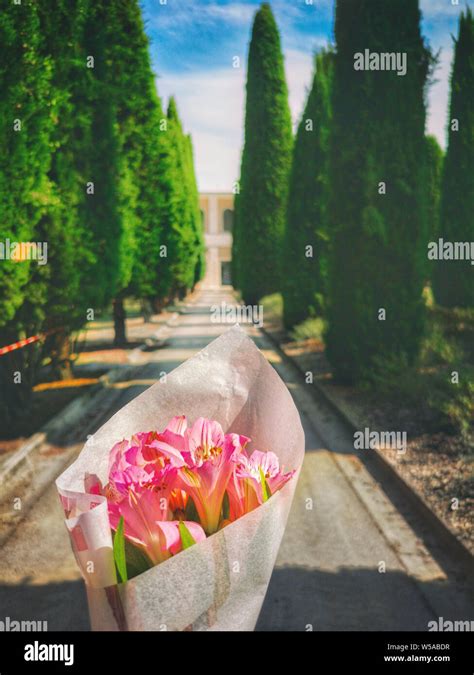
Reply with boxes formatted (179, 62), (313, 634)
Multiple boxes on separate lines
(195, 445), (222, 462)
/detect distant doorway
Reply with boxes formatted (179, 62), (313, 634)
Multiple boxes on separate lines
(221, 261), (232, 286)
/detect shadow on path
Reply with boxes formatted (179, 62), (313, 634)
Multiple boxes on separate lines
(0, 565), (471, 631)
(257, 565), (473, 631)
(0, 579), (89, 631)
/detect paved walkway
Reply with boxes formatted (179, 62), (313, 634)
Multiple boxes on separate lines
(0, 288), (472, 630)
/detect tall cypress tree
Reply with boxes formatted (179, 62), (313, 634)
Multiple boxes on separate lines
(32, 0), (97, 377)
(155, 98), (196, 302)
(424, 135), (443, 244)
(282, 49), (333, 328)
(106, 0), (152, 344)
(233, 2), (292, 304)
(80, 0), (123, 314)
(0, 1), (53, 330)
(326, 0), (431, 383)
(433, 8), (474, 308)
(183, 134), (206, 287)
(129, 80), (169, 306)
(0, 0), (55, 422)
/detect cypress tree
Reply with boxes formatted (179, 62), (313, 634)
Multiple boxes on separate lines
(326, 0), (431, 383)
(33, 0), (95, 377)
(99, 0), (199, 325)
(433, 8), (474, 308)
(0, 0), (55, 422)
(155, 98), (197, 302)
(80, 0), (123, 316)
(183, 134), (206, 287)
(105, 0), (151, 344)
(0, 1), (53, 329)
(424, 135), (444, 244)
(128, 84), (169, 306)
(233, 2), (293, 304)
(282, 49), (333, 328)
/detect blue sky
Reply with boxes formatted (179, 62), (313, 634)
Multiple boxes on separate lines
(141, 0), (466, 191)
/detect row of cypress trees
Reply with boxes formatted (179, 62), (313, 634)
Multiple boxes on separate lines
(0, 0), (204, 424)
(233, 1), (473, 384)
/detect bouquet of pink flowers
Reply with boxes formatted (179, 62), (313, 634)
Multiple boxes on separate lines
(57, 326), (304, 631)
(87, 416), (295, 580)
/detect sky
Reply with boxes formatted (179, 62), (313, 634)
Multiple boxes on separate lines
(141, 0), (466, 192)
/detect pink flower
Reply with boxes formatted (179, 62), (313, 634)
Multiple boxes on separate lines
(107, 463), (205, 565)
(227, 450), (295, 520)
(130, 421), (187, 468)
(105, 418), (187, 500)
(115, 497), (204, 565)
(178, 418), (249, 534)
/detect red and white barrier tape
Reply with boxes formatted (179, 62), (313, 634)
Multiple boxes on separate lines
(0, 329), (58, 357)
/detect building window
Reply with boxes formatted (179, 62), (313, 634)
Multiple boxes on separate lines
(221, 261), (232, 286)
(223, 209), (234, 232)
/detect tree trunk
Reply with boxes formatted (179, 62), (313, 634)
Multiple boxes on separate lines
(51, 330), (73, 381)
(152, 296), (164, 314)
(141, 299), (152, 323)
(113, 297), (127, 346)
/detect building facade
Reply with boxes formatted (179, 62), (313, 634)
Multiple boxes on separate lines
(199, 192), (234, 288)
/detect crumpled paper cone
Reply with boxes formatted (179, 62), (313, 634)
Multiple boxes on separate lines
(56, 325), (305, 631)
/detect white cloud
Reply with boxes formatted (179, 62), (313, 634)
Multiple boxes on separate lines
(156, 47), (315, 192)
(199, 2), (257, 23)
(148, 2), (256, 30)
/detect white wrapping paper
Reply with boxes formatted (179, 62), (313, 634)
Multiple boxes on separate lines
(56, 325), (305, 631)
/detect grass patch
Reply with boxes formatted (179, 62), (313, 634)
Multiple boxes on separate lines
(260, 293), (283, 326)
(290, 316), (326, 343)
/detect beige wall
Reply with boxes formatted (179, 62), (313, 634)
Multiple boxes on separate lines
(199, 193), (234, 288)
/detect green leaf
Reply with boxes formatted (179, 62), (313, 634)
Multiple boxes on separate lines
(222, 491), (230, 521)
(113, 516), (128, 584)
(184, 495), (200, 522)
(178, 521), (197, 550)
(124, 537), (153, 580)
(259, 467), (272, 502)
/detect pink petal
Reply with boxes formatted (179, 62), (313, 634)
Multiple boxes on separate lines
(165, 415), (188, 436)
(146, 430), (186, 465)
(185, 417), (225, 460)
